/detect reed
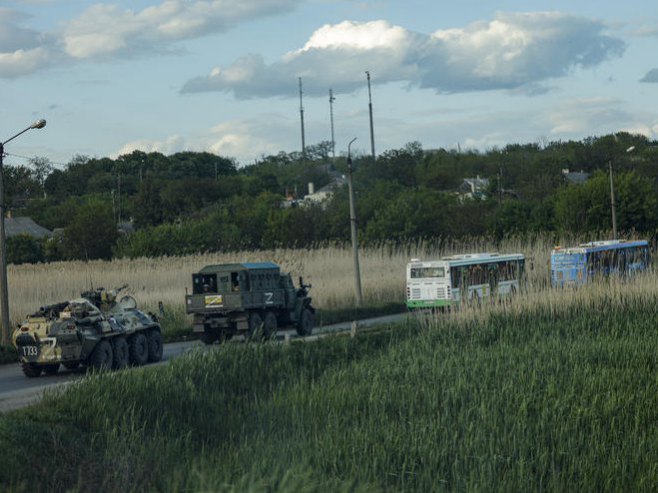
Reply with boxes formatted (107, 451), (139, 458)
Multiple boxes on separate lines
(7, 234), (568, 326)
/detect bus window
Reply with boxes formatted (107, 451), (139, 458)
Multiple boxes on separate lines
(450, 268), (461, 288)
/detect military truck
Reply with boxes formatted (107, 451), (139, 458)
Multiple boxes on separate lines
(12, 286), (163, 378)
(185, 262), (315, 344)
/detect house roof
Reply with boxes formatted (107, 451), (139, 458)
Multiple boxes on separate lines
(563, 171), (590, 184)
(5, 217), (52, 239)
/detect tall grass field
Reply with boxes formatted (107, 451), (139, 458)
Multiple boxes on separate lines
(2, 255), (658, 492)
(7, 235), (556, 330)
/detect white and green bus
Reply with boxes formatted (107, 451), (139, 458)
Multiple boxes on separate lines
(406, 253), (526, 309)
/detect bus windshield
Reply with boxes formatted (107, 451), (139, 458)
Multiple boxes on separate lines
(410, 266), (445, 279)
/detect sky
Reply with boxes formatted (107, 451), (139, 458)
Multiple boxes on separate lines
(0, 0), (657, 168)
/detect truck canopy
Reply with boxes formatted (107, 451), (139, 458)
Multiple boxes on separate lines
(193, 262), (282, 294)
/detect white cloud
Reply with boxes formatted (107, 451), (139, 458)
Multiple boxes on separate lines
(547, 97), (631, 135)
(0, 1), (302, 76)
(61, 0), (302, 59)
(115, 135), (186, 158)
(114, 117), (293, 163)
(0, 47), (53, 78)
(0, 8), (42, 53)
(640, 68), (658, 83)
(183, 12), (625, 97)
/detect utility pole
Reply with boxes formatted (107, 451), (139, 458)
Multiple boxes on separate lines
(329, 89), (336, 159)
(117, 173), (122, 225)
(299, 77), (306, 157)
(346, 138), (363, 307)
(0, 119), (46, 346)
(366, 71), (375, 159)
(609, 160), (617, 240)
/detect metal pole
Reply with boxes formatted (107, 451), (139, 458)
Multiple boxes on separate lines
(609, 160), (617, 240)
(0, 119), (46, 347)
(347, 138), (363, 307)
(299, 77), (306, 157)
(0, 144), (9, 346)
(366, 71), (375, 159)
(329, 89), (336, 159)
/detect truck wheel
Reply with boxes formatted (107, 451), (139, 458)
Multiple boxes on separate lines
(247, 312), (263, 340)
(296, 308), (314, 337)
(263, 312), (278, 339)
(89, 340), (113, 371)
(129, 333), (149, 366)
(112, 337), (130, 370)
(22, 363), (42, 378)
(147, 330), (163, 362)
(43, 363), (60, 376)
(200, 331), (218, 345)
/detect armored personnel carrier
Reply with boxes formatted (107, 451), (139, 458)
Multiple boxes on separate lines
(12, 286), (163, 378)
(185, 262), (315, 344)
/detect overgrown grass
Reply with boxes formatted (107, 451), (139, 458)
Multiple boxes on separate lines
(2, 278), (658, 492)
(0, 345), (16, 365)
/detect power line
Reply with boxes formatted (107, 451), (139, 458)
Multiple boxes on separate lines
(3, 152), (68, 167)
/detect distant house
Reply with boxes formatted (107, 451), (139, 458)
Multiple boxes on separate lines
(118, 221), (134, 235)
(302, 173), (346, 208)
(562, 169), (590, 185)
(458, 177), (490, 200)
(5, 217), (52, 239)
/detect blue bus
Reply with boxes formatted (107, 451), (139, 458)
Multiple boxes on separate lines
(551, 240), (650, 287)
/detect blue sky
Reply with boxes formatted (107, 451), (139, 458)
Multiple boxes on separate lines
(1, 0), (657, 167)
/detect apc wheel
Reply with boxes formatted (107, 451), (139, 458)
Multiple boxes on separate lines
(43, 364), (60, 376)
(296, 308), (314, 337)
(129, 333), (149, 366)
(63, 361), (80, 371)
(22, 363), (42, 378)
(263, 312), (278, 339)
(147, 330), (163, 362)
(89, 340), (113, 371)
(247, 312), (263, 340)
(112, 337), (130, 370)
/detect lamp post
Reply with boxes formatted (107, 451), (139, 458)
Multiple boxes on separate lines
(346, 137), (363, 307)
(609, 145), (636, 241)
(0, 119), (46, 346)
(366, 71), (375, 160)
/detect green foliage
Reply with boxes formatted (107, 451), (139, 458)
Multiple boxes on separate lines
(0, 344), (17, 365)
(62, 201), (118, 260)
(6, 234), (44, 265)
(11, 133), (658, 260)
(554, 170), (657, 234)
(3, 290), (658, 491)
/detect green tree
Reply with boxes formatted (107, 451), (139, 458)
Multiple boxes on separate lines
(7, 234), (44, 264)
(61, 202), (118, 260)
(554, 170), (658, 234)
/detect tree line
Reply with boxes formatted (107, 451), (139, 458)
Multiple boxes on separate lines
(5, 133), (658, 263)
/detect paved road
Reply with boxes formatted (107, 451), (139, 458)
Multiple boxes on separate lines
(0, 313), (407, 413)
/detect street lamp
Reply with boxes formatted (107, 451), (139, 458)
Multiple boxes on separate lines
(346, 137), (363, 307)
(609, 145), (635, 240)
(0, 119), (46, 346)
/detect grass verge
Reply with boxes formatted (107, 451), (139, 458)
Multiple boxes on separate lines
(2, 283), (658, 491)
